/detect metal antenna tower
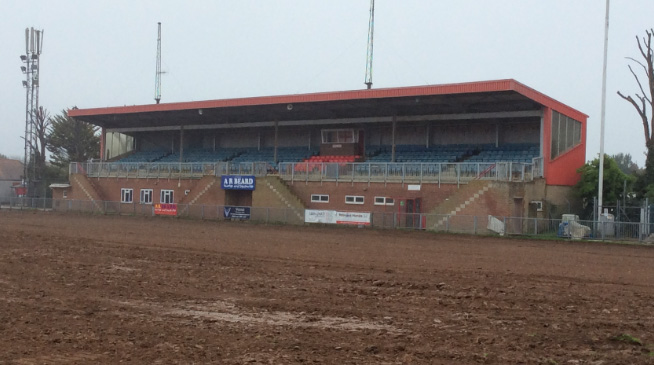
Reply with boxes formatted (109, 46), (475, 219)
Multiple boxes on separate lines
(364, 0), (375, 89)
(155, 22), (162, 104)
(20, 27), (43, 196)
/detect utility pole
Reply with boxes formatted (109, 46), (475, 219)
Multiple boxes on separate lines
(598, 0), (610, 220)
(364, 0), (375, 89)
(155, 22), (162, 104)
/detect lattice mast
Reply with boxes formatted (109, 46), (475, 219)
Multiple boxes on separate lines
(21, 27), (43, 194)
(155, 22), (162, 104)
(364, 0), (375, 90)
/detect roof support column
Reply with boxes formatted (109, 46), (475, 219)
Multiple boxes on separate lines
(111, 132), (116, 160)
(391, 116), (396, 163)
(179, 126), (184, 163)
(539, 113), (544, 159)
(274, 121), (278, 164)
(495, 123), (499, 148)
(425, 123), (430, 148)
(100, 127), (106, 161)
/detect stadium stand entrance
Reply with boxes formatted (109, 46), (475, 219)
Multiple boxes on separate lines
(397, 197), (424, 229)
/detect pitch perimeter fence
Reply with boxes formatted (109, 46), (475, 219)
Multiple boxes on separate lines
(1, 197), (652, 243)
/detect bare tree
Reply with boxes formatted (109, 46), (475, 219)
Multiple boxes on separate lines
(25, 107), (51, 182)
(617, 29), (654, 183)
(34, 107), (50, 178)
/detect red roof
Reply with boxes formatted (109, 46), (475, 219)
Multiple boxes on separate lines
(68, 79), (587, 121)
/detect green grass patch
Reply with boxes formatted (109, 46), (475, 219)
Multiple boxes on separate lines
(612, 333), (643, 346)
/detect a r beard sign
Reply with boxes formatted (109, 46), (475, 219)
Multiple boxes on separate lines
(221, 175), (256, 190)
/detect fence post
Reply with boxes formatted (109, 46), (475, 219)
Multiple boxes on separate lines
(503, 217), (507, 235)
(201, 205), (204, 219)
(473, 216), (477, 234)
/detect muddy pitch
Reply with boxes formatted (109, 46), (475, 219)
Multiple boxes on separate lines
(1, 210), (653, 364)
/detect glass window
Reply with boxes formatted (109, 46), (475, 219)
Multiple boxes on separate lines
(311, 194), (329, 203)
(551, 112), (560, 159)
(160, 190), (174, 204)
(566, 116), (574, 151)
(121, 188), (133, 203)
(375, 197), (395, 206)
(140, 189), (153, 204)
(345, 195), (364, 204)
(321, 129), (359, 143)
(573, 120), (581, 144)
(551, 111), (582, 159)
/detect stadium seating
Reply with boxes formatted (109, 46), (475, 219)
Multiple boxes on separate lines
(365, 144), (471, 163)
(230, 147), (318, 165)
(116, 149), (169, 163)
(293, 154), (360, 172)
(466, 143), (539, 163)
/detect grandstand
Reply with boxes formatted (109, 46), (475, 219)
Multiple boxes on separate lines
(58, 79), (587, 225)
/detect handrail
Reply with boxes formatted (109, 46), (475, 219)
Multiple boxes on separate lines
(70, 160), (539, 184)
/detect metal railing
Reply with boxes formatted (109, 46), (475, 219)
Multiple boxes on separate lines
(3, 196), (651, 243)
(70, 161), (273, 179)
(69, 158), (543, 184)
(278, 159), (542, 184)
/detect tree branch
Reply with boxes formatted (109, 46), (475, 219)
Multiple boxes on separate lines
(627, 64), (652, 104)
(617, 91), (650, 144)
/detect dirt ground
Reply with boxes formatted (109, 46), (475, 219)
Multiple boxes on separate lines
(0, 211), (653, 364)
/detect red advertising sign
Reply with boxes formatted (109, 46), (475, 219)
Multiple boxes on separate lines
(154, 203), (177, 216)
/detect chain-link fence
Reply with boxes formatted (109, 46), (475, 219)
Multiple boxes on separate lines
(1, 197), (652, 243)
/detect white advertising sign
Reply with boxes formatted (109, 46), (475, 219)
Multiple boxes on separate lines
(334, 211), (371, 225)
(305, 209), (336, 224)
(305, 209), (370, 225)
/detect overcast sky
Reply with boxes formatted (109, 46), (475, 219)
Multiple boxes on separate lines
(1, 1), (653, 166)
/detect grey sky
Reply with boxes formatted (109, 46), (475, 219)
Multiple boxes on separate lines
(1, 1), (652, 166)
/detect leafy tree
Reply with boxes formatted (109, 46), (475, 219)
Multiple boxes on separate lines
(575, 155), (636, 218)
(611, 153), (640, 175)
(0, 153), (7, 159)
(617, 29), (654, 190)
(47, 109), (100, 168)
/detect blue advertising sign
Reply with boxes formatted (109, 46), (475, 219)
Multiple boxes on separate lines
(221, 175), (256, 190)
(224, 206), (251, 220)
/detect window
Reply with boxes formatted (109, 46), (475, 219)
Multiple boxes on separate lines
(345, 195), (364, 205)
(321, 129), (358, 143)
(551, 111), (582, 159)
(160, 189), (174, 204)
(311, 194), (329, 203)
(62, 190), (67, 199)
(121, 188), (133, 203)
(140, 189), (153, 204)
(374, 196), (394, 206)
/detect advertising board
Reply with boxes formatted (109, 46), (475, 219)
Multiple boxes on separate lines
(305, 209), (370, 225)
(154, 203), (177, 216)
(220, 175), (256, 190)
(224, 206), (251, 219)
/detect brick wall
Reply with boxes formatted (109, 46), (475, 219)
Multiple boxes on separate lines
(53, 175), (579, 220)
